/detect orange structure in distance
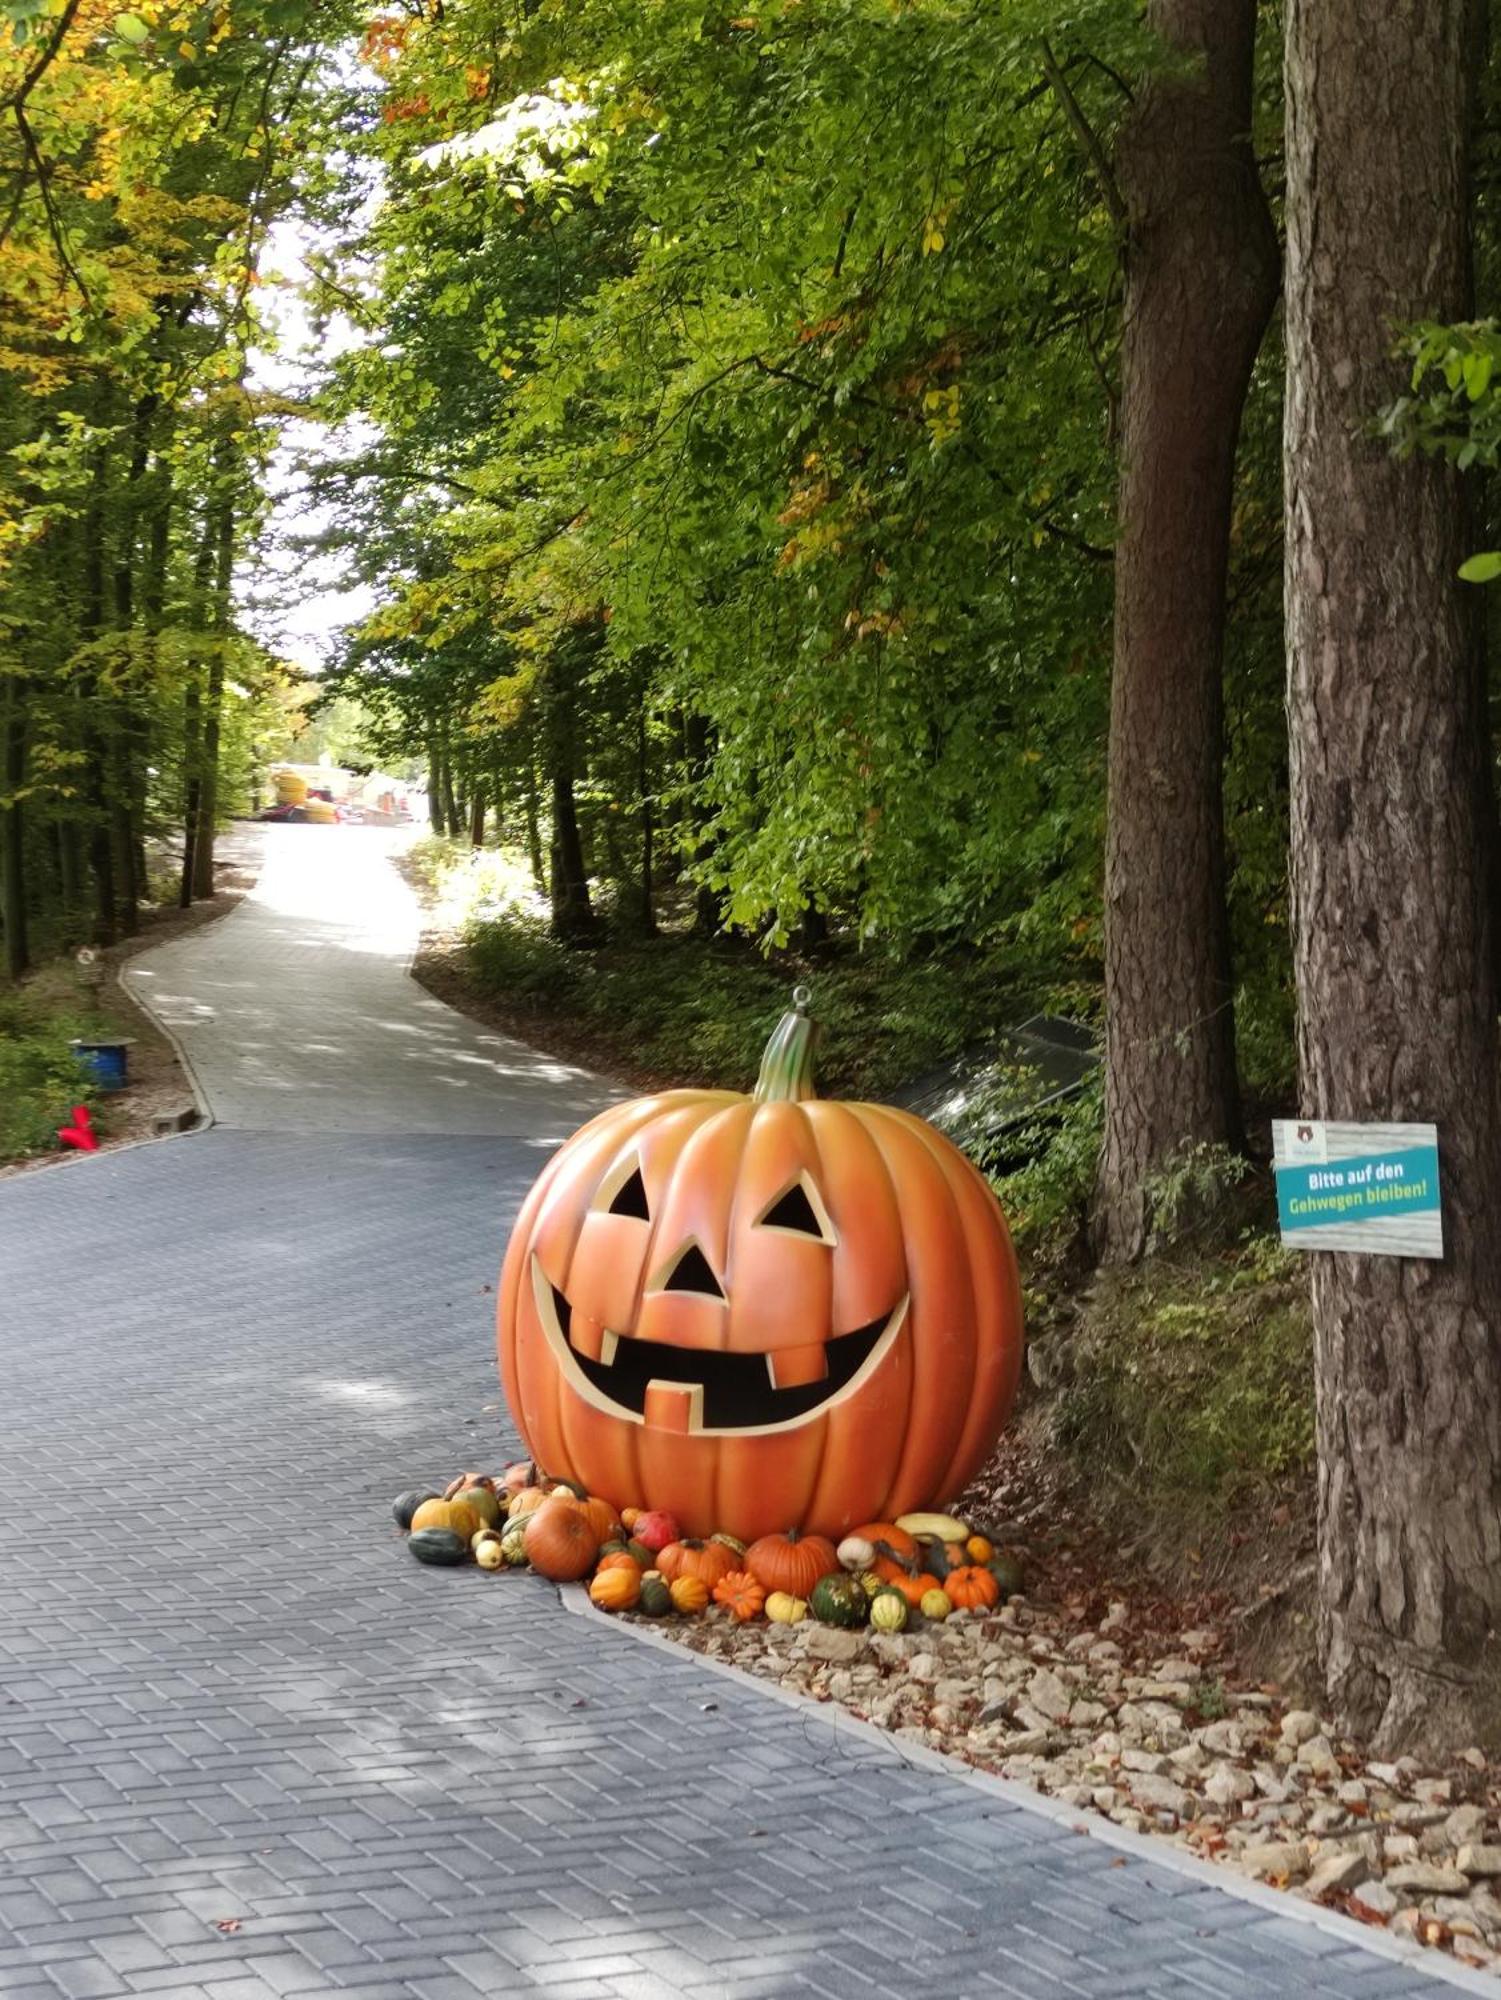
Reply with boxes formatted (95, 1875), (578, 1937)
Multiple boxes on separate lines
(497, 991), (1024, 1543)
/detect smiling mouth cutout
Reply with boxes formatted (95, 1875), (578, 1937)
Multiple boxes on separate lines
(531, 1256), (908, 1437)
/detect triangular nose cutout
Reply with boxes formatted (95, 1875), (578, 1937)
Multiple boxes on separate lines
(661, 1242), (725, 1300)
(761, 1181), (823, 1236)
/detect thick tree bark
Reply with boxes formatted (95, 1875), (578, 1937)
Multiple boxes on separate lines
(627, 701), (657, 936)
(1093, 0), (1279, 1261)
(1, 692), (28, 980)
(468, 787), (486, 848)
(1285, 0), (1501, 1755)
(520, 745), (546, 892)
(684, 711), (726, 939)
(191, 487), (234, 902)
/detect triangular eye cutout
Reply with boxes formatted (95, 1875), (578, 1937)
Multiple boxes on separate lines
(607, 1166), (650, 1220)
(660, 1242), (725, 1300)
(757, 1175), (837, 1243)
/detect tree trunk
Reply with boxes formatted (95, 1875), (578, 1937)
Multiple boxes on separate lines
(440, 737), (460, 839)
(178, 506), (218, 910)
(1285, 0), (1501, 1756)
(1, 692), (28, 980)
(684, 712), (726, 939)
(520, 747), (545, 892)
(468, 787), (486, 847)
(191, 484), (235, 901)
(633, 701), (658, 936)
(549, 757), (594, 941)
(81, 463), (116, 947)
(1093, 0), (1279, 1262)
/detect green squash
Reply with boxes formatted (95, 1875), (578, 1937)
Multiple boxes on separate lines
(408, 1527), (467, 1567)
(809, 1573), (867, 1628)
(455, 1485), (502, 1529)
(392, 1489), (441, 1530)
(638, 1574), (674, 1618)
(625, 1538), (654, 1567)
(990, 1552), (1024, 1596)
(869, 1589), (909, 1634)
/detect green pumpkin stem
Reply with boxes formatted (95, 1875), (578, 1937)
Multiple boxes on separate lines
(753, 986), (819, 1104)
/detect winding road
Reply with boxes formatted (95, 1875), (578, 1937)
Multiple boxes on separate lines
(0, 827), (1481, 1999)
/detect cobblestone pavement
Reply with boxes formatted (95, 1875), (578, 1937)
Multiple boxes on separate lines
(121, 826), (613, 1138)
(0, 838), (1485, 1998)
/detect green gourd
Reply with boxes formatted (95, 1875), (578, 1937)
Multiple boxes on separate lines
(408, 1527), (467, 1567)
(392, 1489), (440, 1529)
(638, 1574), (674, 1617)
(809, 1572), (866, 1628)
(869, 1589), (909, 1633)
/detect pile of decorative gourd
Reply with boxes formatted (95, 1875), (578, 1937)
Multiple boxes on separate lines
(392, 1466), (1021, 1632)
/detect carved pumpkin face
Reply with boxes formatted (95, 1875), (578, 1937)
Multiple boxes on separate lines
(497, 997), (1023, 1541)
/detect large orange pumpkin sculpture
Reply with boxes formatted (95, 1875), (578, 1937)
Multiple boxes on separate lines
(497, 991), (1023, 1542)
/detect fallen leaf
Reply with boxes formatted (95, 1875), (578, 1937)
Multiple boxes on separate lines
(214, 1919), (242, 1934)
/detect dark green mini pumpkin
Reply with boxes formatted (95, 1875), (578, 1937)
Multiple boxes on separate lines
(989, 1552), (1024, 1597)
(393, 1489), (441, 1530)
(625, 1538), (654, 1568)
(638, 1574), (674, 1618)
(408, 1527), (468, 1567)
(809, 1573), (867, 1628)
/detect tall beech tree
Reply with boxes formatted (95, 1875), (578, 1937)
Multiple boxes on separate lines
(1095, 0), (1278, 1261)
(1285, 0), (1501, 1751)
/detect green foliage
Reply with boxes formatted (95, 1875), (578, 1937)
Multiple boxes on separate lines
(0, 991), (93, 1159)
(1051, 1237), (1314, 1505)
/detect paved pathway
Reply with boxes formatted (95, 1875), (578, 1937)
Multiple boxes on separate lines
(122, 828), (611, 1137)
(0, 830), (1485, 1999)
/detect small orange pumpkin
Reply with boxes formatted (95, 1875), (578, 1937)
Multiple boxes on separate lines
(882, 1569), (945, 1609)
(655, 1538), (738, 1589)
(712, 1570), (766, 1622)
(965, 1533), (995, 1565)
(578, 1495), (623, 1545)
(523, 1497), (600, 1581)
(745, 1530), (840, 1598)
(669, 1575), (710, 1615)
(594, 1550), (642, 1576)
(943, 1564), (1001, 1611)
(589, 1566), (641, 1612)
(510, 1485), (550, 1518)
(851, 1522), (918, 1563)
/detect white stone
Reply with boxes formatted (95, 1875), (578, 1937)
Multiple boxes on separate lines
(1239, 1841), (1307, 1881)
(1350, 1880), (1400, 1920)
(1459, 1845), (1501, 1878)
(803, 1627), (864, 1663)
(1128, 1773), (1193, 1819)
(1204, 1762), (1257, 1807)
(1305, 1851), (1368, 1898)
(1026, 1668), (1073, 1723)
(1385, 1862), (1469, 1896)
(1279, 1709), (1320, 1746)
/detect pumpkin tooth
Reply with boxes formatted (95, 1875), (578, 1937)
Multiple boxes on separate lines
(765, 1343), (830, 1390)
(599, 1329), (619, 1367)
(644, 1379), (705, 1433)
(570, 1314), (607, 1362)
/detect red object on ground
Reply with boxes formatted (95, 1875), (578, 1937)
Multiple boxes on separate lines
(58, 1105), (99, 1152)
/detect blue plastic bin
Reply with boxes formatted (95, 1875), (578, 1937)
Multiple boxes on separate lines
(70, 1039), (130, 1091)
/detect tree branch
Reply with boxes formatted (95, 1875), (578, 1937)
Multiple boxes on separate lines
(14, 103), (90, 304)
(0, 0), (82, 114)
(1039, 38), (1127, 232)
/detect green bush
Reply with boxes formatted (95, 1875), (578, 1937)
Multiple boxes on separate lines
(0, 994), (95, 1161)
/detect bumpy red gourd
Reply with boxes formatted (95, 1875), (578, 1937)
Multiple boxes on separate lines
(497, 994), (1023, 1541)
